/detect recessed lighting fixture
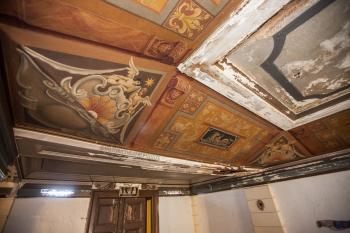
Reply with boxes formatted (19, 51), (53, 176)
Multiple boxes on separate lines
(40, 189), (74, 197)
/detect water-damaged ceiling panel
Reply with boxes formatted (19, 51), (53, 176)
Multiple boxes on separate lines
(226, 0), (350, 120)
(179, 0), (350, 130)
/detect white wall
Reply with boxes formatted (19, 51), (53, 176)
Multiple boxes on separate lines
(3, 198), (90, 233)
(159, 196), (195, 233)
(5, 171), (348, 233)
(192, 189), (255, 233)
(269, 170), (350, 233)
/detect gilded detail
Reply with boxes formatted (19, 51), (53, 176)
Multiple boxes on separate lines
(163, 0), (212, 39)
(79, 95), (117, 125)
(250, 136), (307, 166)
(180, 90), (206, 114)
(154, 132), (177, 149)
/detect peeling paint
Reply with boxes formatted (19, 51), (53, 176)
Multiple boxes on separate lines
(192, 152), (350, 194)
(179, 0), (350, 130)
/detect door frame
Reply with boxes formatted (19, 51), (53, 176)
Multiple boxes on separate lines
(85, 190), (159, 233)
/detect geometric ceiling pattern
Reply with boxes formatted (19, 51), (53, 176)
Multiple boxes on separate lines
(0, 0), (349, 182)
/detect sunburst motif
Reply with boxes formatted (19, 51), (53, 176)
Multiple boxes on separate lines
(145, 78), (155, 87)
(78, 95), (117, 125)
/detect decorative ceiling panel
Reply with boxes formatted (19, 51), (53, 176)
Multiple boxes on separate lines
(0, 0), (242, 64)
(17, 0), (152, 53)
(289, 109), (350, 155)
(0, 0), (189, 64)
(248, 132), (311, 167)
(105, 0), (229, 39)
(134, 74), (279, 165)
(14, 46), (163, 144)
(179, 0), (350, 130)
(0, 25), (172, 146)
(105, 0), (178, 24)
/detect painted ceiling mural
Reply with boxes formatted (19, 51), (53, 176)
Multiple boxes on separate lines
(134, 76), (279, 165)
(0, 0), (349, 179)
(0, 0), (245, 66)
(4, 39), (164, 144)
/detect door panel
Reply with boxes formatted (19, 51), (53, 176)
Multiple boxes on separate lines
(120, 198), (146, 233)
(91, 196), (120, 233)
(88, 192), (147, 233)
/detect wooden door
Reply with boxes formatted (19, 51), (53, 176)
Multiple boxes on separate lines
(118, 198), (146, 233)
(88, 192), (146, 233)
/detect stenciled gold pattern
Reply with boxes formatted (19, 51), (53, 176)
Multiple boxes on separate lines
(163, 0), (212, 39)
(180, 89), (206, 114)
(153, 95), (272, 163)
(153, 132), (177, 149)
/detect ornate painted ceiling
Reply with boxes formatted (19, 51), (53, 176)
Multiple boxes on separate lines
(0, 0), (349, 183)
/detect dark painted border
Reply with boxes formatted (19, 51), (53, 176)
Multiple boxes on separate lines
(261, 0), (349, 101)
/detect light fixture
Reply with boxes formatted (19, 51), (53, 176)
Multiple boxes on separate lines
(40, 189), (74, 197)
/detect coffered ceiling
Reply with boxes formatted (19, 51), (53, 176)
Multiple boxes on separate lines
(0, 0), (349, 184)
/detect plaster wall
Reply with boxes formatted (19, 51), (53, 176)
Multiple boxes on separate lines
(3, 198), (90, 233)
(3, 171), (350, 233)
(192, 189), (255, 233)
(269, 170), (350, 233)
(159, 196), (195, 233)
(3, 196), (196, 233)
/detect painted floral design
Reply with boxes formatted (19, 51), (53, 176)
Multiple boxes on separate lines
(163, 0), (212, 39)
(78, 95), (117, 125)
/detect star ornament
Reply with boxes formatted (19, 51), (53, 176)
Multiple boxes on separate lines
(145, 78), (155, 87)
